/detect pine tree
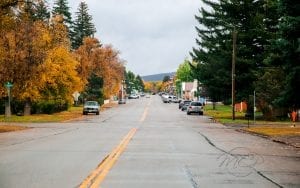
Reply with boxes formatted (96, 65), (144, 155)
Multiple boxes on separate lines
(72, 1), (96, 49)
(35, 0), (50, 22)
(52, 0), (72, 39)
(266, 0), (300, 108)
(190, 0), (269, 103)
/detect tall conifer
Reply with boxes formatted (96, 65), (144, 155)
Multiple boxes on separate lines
(72, 1), (96, 49)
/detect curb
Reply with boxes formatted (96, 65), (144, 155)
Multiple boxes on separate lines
(236, 129), (300, 149)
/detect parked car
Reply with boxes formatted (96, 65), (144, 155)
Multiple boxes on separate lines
(187, 101), (204, 115)
(179, 100), (191, 109)
(181, 100), (192, 111)
(171, 96), (180, 103)
(162, 95), (170, 103)
(83, 101), (100, 115)
(128, 94), (139, 99)
(118, 98), (126, 104)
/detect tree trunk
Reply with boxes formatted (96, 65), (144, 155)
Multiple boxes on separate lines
(24, 99), (31, 116)
(213, 102), (216, 110)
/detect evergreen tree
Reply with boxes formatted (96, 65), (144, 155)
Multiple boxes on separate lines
(52, 0), (72, 38)
(135, 75), (145, 92)
(85, 73), (104, 102)
(125, 71), (136, 94)
(190, 0), (269, 103)
(265, 0), (300, 108)
(72, 1), (96, 49)
(162, 75), (170, 83)
(34, 0), (50, 22)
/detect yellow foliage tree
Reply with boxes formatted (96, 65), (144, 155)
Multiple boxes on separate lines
(41, 46), (82, 103)
(0, 6), (81, 114)
(75, 37), (125, 100)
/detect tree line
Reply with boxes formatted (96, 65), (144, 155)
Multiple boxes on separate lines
(0, 0), (125, 115)
(176, 0), (299, 119)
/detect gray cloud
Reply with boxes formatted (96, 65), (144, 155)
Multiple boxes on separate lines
(68, 0), (202, 75)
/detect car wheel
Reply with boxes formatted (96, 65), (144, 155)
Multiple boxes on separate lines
(187, 112), (190, 115)
(96, 112), (99, 115)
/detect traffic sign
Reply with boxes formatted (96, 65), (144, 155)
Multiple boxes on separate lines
(4, 82), (13, 88)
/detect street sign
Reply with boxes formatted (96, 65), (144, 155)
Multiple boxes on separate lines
(72, 91), (80, 101)
(4, 82), (13, 88)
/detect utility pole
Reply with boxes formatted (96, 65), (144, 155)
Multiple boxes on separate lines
(4, 82), (13, 118)
(254, 90), (256, 124)
(232, 29), (237, 120)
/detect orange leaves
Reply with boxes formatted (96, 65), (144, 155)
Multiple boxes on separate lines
(0, 14), (82, 103)
(74, 37), (125, 99)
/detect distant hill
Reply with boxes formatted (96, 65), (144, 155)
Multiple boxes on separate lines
(142, 72), (176, 82)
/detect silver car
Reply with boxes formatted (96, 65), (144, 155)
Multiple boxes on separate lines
(83, 101), (100, 115)
(187, 101), (204, 115)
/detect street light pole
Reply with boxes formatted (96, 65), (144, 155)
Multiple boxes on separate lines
(232, 29), (237, 120)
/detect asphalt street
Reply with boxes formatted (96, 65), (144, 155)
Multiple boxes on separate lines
(0, 95), (299, 188)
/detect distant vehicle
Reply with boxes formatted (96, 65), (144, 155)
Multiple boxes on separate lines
(140, 93), (145, 97)
(179, 100), (191, 109)
(162, 95), (170, 103)
(181, 101), (191, 111)
(187, 101), (204, 115)
(128, 94), (139, 99)
(118, 98), (126, 104)
(83, 101), (100, 115)
(171, 96), (180, 103)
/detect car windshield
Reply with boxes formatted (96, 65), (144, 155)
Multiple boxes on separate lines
(85, 101), (98, 106)
(191, 102), (202, 106)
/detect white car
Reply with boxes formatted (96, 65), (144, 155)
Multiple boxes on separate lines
(187, 101), (204, 115)
(83, 101), (100, 115)
(128, 94), (139, 99)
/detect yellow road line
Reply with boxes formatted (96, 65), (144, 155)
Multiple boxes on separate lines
(79, 128), (137, 188)
(139, 101), (151, 122)
(139, 107), (149, 122)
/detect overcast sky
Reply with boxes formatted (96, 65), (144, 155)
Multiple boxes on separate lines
(65, 0), (202, 76)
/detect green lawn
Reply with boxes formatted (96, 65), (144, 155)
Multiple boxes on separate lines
(204, 104), (250, 124)
(0, 106), (83, 123)
(204, 104), (299, 137)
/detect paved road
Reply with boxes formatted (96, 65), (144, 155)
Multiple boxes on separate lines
(0, 96), (299, 188)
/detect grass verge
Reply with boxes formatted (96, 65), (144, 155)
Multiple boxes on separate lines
(0, 125), (30, 133)
(245, 126), (300, 137)
(0, 102), (118, 133)
(204, 104), (299, 138)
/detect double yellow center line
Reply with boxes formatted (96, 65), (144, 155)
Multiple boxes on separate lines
(80, 103), (150, 187)
(79, 128), (137, 188)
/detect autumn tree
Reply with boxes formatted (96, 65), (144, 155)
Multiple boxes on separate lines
(75, 37), (125, 102)
(40, 46), (81, 103)
(98, 45), (125, 99)
(0, 1), (82, 115)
